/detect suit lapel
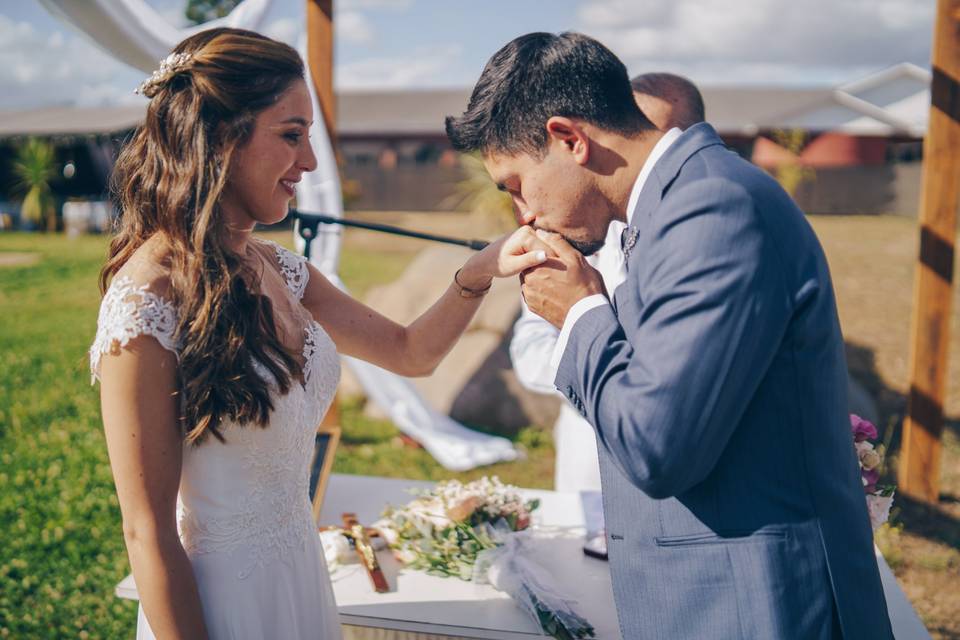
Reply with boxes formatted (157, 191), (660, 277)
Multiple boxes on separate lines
(623, 123), (728, 262)
(618, 123), (729, 310)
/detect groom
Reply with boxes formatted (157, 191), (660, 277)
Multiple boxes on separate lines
(446, 32), (893, 639)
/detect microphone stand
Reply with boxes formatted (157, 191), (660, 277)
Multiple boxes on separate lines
(287, 209), (490, 261)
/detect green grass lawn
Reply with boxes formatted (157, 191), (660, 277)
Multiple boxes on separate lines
(0, 231), (554, 639)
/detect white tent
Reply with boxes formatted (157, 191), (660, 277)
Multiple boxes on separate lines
(39, 0), (517, 470)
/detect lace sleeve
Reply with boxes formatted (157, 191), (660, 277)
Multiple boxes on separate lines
(89, 275), (180, 384)
(269, 241), (309, 300)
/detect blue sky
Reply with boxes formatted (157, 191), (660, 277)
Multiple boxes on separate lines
(1, 0), (936, 110)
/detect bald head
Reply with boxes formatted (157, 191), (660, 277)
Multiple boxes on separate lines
(630, 72), (704, 131)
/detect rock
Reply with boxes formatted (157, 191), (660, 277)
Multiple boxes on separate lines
(362, 244), (520, 335)
(350, 245), (560, 434)
(448, 329), (561, 436)
(412, 330), (502, 413)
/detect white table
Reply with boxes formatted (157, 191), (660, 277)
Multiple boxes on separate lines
(117, 473), (930, 639)
(319, 474), (620, 639)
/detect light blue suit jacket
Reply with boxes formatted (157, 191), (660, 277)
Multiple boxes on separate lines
(555, 124), (893, 639)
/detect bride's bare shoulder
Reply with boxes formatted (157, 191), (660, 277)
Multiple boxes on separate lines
(109, 235), (174, 297)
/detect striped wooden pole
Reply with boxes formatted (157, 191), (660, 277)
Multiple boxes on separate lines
(899, 0), (960, 504)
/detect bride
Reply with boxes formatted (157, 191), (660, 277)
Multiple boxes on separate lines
(90, 28), (548, 639)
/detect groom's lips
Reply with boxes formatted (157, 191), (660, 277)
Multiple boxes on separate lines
(279, 178), (298, 196)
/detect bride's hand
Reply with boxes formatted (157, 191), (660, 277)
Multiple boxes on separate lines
(456, 226), (554, 289)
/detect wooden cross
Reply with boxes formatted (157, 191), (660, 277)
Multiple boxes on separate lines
(322, 513), (390, 593)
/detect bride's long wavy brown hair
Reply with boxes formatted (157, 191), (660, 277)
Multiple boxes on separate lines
(102, 28), (306, 444)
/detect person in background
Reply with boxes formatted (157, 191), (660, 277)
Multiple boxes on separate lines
(630, 72), (705, 133)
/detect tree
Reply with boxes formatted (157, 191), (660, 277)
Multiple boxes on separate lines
(442, 153), (515, 232)
(184, 0), (242, 25)
(771, 128), (815, 198)
(12, 138), (58, 232)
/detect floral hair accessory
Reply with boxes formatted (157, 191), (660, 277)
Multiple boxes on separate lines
(135, 52), (193, 96)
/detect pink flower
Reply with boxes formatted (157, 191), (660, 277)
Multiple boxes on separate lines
(861, 468), (880, 494)
(850, 414), (878, 443)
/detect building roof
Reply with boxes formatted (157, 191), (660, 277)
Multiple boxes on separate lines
(0, 64), (932, 141)
(767, 63), (931, 137)
(0, 104), (146, 139)
(338, 86), (840, 137)
(338, 89), (470, 137)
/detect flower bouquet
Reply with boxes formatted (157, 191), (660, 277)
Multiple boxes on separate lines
(474, 525), (597, 640)
(850, 414), (895, 530)
(376, 476), (595, 640)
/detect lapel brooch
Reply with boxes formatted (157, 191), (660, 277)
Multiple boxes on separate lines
(621, 226), (640, 260)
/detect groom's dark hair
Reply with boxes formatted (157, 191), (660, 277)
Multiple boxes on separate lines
(446, 32), (654, 157)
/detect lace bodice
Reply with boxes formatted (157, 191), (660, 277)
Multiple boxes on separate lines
(89, 276), (180, 383)
(90, 241), (340, 578)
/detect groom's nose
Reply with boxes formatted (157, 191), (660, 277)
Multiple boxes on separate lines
(518, 210), (537, 226)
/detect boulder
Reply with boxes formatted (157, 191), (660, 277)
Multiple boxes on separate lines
(341, 245), (560, 433)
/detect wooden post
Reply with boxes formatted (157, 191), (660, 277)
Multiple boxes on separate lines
(306, 0), (341, 430)
(899, 0), (960, 504)
(306, 0), (336, 148)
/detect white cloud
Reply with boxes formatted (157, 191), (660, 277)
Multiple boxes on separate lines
(338, 0), (413, 10)
(265, 17), (300, 47)
(575, 0), (935, 85)
(336, 44), (463, 89)
(0, 14), (144, 109)
(338, 11), (375, 44)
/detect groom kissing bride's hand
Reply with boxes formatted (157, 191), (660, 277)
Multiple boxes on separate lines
(516, 224), (606, 330)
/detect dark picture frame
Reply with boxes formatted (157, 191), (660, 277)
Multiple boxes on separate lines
(309, 423), (341, 523)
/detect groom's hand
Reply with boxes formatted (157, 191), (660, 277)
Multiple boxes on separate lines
(520, 230), (605, 328)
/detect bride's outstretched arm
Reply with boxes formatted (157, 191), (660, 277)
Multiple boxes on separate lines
(99, 337), (209, 640)
(302, 226), (551, 376)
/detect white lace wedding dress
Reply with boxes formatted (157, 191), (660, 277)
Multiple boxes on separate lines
(91, 241), (343, 639)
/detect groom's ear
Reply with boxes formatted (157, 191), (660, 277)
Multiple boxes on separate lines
(545, 117), (590, 166)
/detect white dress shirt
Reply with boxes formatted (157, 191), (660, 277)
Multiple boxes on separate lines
(510, 220), (626, 493)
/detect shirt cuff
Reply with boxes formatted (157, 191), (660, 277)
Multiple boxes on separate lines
(548, 294), (610, 375)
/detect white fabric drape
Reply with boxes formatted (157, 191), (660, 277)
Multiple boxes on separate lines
(37, 0), (272, 73)
(40, 0), (517, 470)
(292, 37), (343, 276)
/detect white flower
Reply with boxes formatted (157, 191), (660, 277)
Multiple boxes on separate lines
(408, 497), (452, 530)
(394, 548), (418, 564)
(867, 493), (894, 530)
(855, 441), (882, 470)
(861, 449), (882, 471)
(373, 519), (399, 546)
(319, 530), (353, 567)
